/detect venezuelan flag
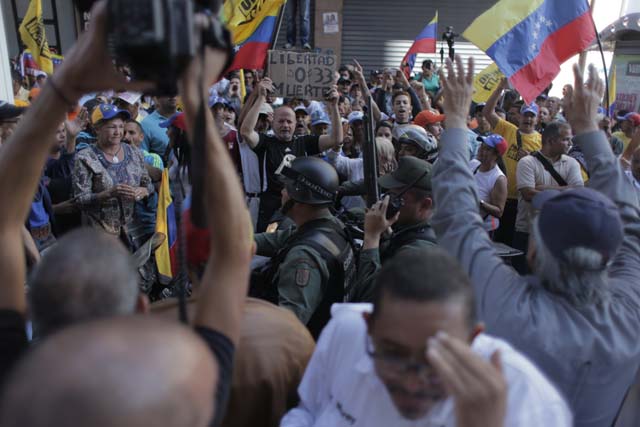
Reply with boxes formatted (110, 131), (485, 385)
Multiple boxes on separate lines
(155, 169), (177, 284)
(463, 0), (595, 104)
(402, 11), (438, 75)
(223, 0), (286, 71)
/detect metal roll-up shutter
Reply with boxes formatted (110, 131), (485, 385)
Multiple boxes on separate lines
(341, 0), (496, 74)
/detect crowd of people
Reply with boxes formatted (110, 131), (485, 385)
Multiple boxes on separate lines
(1, 2), (640, 426)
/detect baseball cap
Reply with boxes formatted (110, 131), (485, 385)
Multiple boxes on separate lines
(348, 111), (364, 124)
(478, 134), (508, 156)
(414, 110), (445, 127)
(35, 71), (47, 78)
(294, 105), (308, 115)
(0, 101), (26, 120)
(619, 112), (640, 127)
(532, 187), (623, 264)
(378, 156), (432, 191)
(90, 103), (131, 125)
(311, 110), (330, 126)
(159, 112), (187, 131)
(208, 95), (229, 109)
(116, 91), (142, 105)
(473, 103), (486, 114)
(520, 102), (539, 116)
(259, 103), (274, 116)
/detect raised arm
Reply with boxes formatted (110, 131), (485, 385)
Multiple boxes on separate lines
(352, 60), (381, 122)
(318, 86), (343, 151)
(239, 78), (273, 148)
(0, 0), (148, 314)
(483, 78), (508, 129)
(180, 47), (253, 347)
(431, 56), (523, 319)
(564, 64), (640, 284)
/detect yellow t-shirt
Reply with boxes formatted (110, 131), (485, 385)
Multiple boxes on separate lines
(494, 119), (542, 199)
(612, 131), (631, 153)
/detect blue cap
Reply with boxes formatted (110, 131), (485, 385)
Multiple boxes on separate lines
(311, 110), (330, 126)
(90, 103), (131, 125)
(533, 187), (623, 264)
(159, 112), (186, 131)
(520, 102), (539, 117)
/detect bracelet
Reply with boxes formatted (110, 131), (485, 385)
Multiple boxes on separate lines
(48, 77), (76, 107)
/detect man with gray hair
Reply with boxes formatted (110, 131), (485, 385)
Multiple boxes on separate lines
(432, 55), (640, 427)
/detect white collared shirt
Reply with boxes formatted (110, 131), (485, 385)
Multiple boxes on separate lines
(281, 304), (572, 427)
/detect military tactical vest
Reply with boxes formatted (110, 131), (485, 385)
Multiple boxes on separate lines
(381, 222), (437, 263)
(250, 217), (356, 339)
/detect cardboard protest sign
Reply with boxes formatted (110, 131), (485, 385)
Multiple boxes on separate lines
(268, 50), (337, 99)
(472, 63), (504, 104)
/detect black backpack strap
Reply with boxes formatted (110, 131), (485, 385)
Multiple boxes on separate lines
(532, 151), (568, 186)
(516, 129), (523, 150)
(473, 164), (481, 174)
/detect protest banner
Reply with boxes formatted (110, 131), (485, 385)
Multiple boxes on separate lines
(472, 63), (504, 104)
(267, 50), (336, 99)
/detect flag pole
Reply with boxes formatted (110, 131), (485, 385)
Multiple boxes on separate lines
(264, 3), (287, 76)
(578, 0), (596, 72)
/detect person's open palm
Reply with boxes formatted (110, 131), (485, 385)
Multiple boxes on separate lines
(438, 55), (475, 129)
(562, 64), (604, 135)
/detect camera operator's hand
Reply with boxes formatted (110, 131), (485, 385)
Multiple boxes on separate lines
(54, 1), (154, 103)
(177, 12), (231, 121)
(363, 196), (399, 250)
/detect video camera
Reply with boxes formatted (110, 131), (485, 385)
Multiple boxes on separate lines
(104, 0), (232, 94)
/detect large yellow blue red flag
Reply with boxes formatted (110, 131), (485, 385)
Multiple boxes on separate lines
(463, 0), (596, 104)
(155, 169), (177, 283)
(223, 0), (286, 71)
(18, 0), (53, 74)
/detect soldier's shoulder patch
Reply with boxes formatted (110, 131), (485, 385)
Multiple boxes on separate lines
(295, 264), (312, 287)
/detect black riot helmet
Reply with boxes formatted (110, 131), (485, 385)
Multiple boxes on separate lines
(279, 157), (339, 206)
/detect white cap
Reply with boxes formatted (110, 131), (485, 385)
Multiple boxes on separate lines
(348, 111), (364, 124)
(116, 91), (142, 105)
(259, 103), (274, 116)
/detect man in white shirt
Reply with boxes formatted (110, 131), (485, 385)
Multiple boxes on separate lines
(513, 121), (584, 273)
(281, 247), (571, 427)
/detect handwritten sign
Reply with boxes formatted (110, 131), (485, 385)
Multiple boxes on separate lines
(268, 50), (336, 99)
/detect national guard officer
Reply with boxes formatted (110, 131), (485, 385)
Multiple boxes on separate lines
(251, 156), (356, 339)
(353, 156), (437, 301)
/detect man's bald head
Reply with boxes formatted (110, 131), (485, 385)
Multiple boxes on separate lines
(273, 106), (296, 141)
(0, 316), (218, 427)
(28, 228), (139, 337)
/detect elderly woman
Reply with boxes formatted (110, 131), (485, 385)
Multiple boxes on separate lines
(469, 134), (508, 237)
(73, 104), (154, 248)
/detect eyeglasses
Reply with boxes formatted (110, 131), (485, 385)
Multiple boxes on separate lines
(365, 335), (439, 382)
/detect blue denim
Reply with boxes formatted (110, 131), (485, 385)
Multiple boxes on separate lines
(286, 0), (310, 45)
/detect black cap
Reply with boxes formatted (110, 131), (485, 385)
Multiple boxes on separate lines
(0, 101), (25, 121)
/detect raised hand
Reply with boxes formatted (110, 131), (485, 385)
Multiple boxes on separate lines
(562, 64), (603, 136)
(427, 332), (507, 427)
(364, 196), (399, 239)
(325, 85), (340, 107)
(65, 107), (89, 138)
(438, 55), (475, 130)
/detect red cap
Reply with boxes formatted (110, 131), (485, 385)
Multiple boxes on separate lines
(413, 110), (445, 127)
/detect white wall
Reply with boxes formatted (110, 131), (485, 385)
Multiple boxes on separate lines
(0, 3), (14, 102)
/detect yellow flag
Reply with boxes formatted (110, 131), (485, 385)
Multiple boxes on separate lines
(223, 0), (286, 45)
(472, 63), (505, 104)
(19, 0), (53, 74)
(608, 64), (616, 114)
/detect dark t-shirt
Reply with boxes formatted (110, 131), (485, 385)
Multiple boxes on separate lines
(252, 133), (321, 195)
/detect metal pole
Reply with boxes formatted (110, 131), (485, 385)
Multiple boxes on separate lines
(0, 3), (15, 101)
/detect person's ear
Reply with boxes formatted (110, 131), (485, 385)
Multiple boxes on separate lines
(469, 323), (484, 343)
(136, 293), (150, 314)
(420, 197), (433, 212)
(363, 311), (374, 334)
